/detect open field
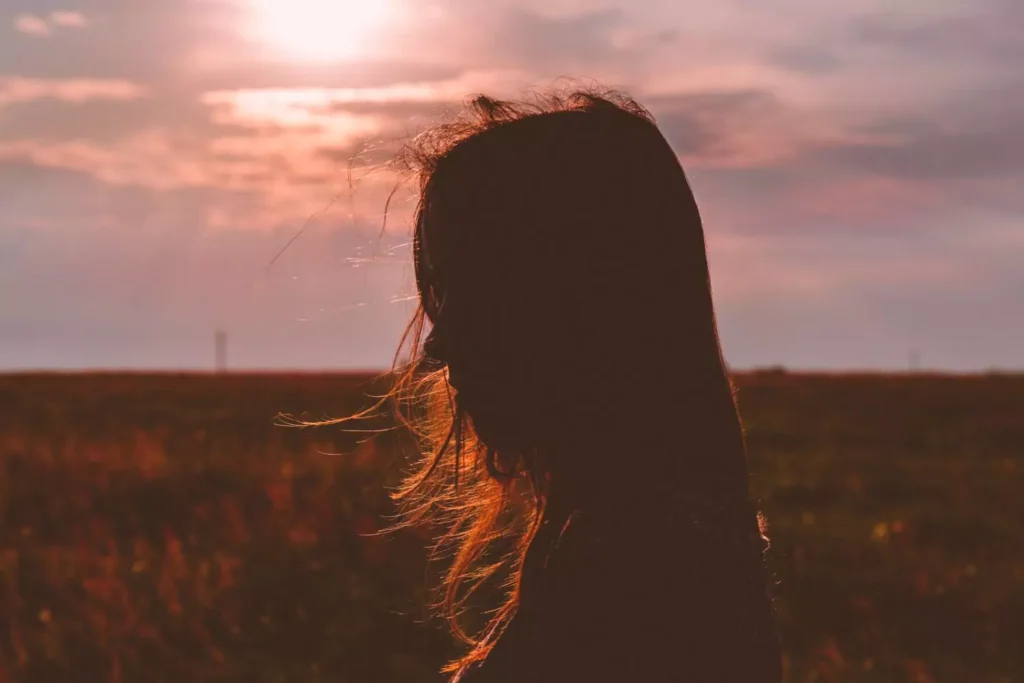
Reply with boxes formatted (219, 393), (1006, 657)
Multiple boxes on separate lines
(0, 371), (1022, 682)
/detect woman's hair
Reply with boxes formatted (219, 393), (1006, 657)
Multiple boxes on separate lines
(368, 87), (753, 675)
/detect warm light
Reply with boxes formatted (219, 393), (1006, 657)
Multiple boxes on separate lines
(248, 0), (391, 62)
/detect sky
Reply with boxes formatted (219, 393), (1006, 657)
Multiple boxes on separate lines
(0, 0), (1021, 372)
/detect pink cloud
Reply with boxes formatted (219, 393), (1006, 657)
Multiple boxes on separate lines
(0, 131), (256, 191)
(0, 126), (405, 234)
(12, 11), (87, 37)
(203, 90), (384, 137)
(49, 11), (88, 28)
(0, 77), (148, 108)
(200, 71), (535, 116)
(14, 14), (52, 37)
(786, 176), (943, 223)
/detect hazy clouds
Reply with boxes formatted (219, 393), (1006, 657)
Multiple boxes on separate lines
(1, 0), (1021, 370)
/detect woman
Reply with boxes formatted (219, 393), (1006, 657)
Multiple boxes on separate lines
(382, 89), (782, 682)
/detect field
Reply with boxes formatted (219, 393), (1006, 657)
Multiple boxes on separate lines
(0, 371), (1022, 683)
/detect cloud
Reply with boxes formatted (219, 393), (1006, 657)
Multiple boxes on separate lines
(14, 14), (52, 37)
(200, 70), (539, 116)
(0, 126), (406, 237)
(851, 7), (1023, 65)
(807, 79), (1024, 181)
(0, 77), (148, 109)
(6, 71), (1016, 242)
(12, 11), (87, 37)
(49, 11), (88, 28)
(0, 79), (407, 196)
(646, 87), (900, 171)
(811, 128), (1024, 181)
(0, 132), (206, 190)
(0, 74), (534, 200)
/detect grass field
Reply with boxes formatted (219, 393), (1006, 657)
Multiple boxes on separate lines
(0, 371), (1022, 683)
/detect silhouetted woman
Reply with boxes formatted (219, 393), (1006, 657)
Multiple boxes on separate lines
(381, 89), (782, 682)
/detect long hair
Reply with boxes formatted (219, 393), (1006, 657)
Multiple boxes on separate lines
(362, 87), (755, 676)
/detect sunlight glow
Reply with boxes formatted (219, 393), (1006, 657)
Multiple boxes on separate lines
(248, 0), (392, 62)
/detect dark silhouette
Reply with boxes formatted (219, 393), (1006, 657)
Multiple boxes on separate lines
(382, 89), (783, 682)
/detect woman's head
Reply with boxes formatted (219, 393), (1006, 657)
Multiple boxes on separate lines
(387, 88), (747, 673)
(408, 90), (733, 462)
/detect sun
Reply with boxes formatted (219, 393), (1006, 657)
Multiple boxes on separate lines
(248, 0), (392, 62)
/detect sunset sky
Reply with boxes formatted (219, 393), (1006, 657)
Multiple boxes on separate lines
(1, 0), (1021, 371)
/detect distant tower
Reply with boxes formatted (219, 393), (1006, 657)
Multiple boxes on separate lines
(215, 329), (228, 373)
(909, 349), (920, 373)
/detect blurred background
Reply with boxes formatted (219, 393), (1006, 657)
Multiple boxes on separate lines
(1, 1), (1022, 681)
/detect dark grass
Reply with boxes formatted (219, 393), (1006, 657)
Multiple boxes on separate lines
(0, 371), (1022, 682)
